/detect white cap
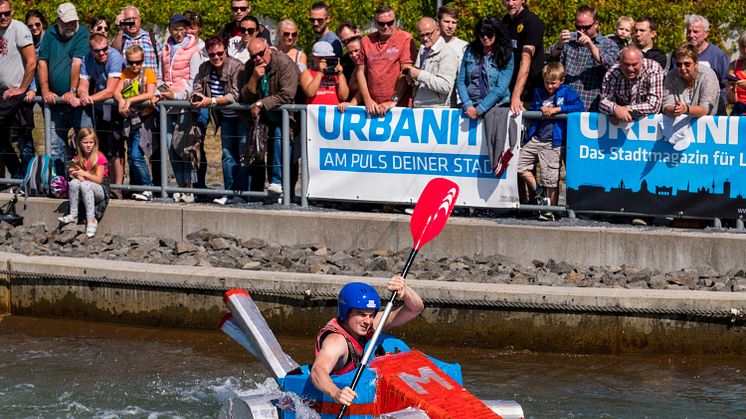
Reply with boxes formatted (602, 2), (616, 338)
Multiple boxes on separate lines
(57, 3), (80, 23)
(311, 41), (335, 58)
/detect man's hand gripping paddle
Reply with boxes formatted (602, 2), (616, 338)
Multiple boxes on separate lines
(337, 177), (459, 418)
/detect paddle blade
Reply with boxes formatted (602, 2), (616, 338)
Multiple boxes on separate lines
(410, 178), (459, 251)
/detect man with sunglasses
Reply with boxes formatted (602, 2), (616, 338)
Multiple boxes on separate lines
(37, 2), (90, 170)
(112, 6), (162, 83)
(76, 32), (127, 189)
(0, 0), (36, 178)
(310, 2), (342, 60)
(408, 17), (458, 108)
(241, 37), (299, 195)
(357, 4), (416, 116)
(228, 15), (260, 64)
(218, 0), (270, 45)
(548, 5), (618, 111)
(501, 0), (545, 115)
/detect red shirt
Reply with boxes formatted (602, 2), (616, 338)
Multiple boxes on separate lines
(360, 29), (416, 105)
(306, 70), (340, 105)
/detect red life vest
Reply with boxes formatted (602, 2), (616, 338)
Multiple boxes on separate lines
(315, 318), (372, 375)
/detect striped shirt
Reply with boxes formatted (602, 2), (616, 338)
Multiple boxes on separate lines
(210, 69), (236, 117)
(122, 29), (163, 82)
(599, 58), (664, 116)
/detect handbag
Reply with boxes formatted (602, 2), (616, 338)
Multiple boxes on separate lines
(171, 111), (202, 171)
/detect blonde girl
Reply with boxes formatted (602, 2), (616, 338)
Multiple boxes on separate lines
(58, 127), (109, 238)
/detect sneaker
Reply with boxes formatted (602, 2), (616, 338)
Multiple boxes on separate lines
(85, 223), (97, 238)
(213, 196), (229, 205)
(180, 193), (195, 204)
(538, 211), (555, 221)
(173, 192), (182, 203)
(133, 191), (153, 201)
(58, 214), (77, 224)
(230, 196), (245, 205)
(267, 183), (283, 194)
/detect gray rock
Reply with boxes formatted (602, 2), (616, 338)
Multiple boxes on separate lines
(159, 238), (176, 249)
(175, 241), (198, 255)
(367, 256), (392, 272)
(242, 261), (262, 270)
(208, 237), (232, 251)
(242, 238), (267, 249)
(55, 230), (77, 245)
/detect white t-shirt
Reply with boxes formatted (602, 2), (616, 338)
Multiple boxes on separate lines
(0, 19), (33, 89)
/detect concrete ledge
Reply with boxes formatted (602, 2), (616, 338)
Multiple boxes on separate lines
(3, 252), (746, 354)
(9, 194), (746, 273)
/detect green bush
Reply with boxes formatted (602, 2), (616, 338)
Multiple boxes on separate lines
(14, 0), (746, 54)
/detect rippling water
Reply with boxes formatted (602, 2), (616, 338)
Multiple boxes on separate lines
(1, 316), (744, 418)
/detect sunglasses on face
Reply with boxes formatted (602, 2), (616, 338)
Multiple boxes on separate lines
(92, 45), (109, 53)
(342, 35), (361, 45)
(419, 30), (436, 39)
(232, 6), (248, 12)
(27, 22), (42, 29)
(95, 25), (108, 32)
(480, 31), (495, 38)
(0, 11), (11, 18)
(250, 47), (267, 60)
(208, 51), (225, 58)
(240, 27), (256, 35)
(575, 22), (595, 31)
(283, 32), (297, 38)
(127, 59), (144, 65)
(308, 17), (325, 24)
(376, 19), (395, 27)
(676, 61), (694, 68)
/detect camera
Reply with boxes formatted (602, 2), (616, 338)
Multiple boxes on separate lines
(323, 58), (338, 75)
(568, 31), (579, 42)
(402, 67), (411, 75)
(120, 19), (136, 27)
(191, 94), (202, 103)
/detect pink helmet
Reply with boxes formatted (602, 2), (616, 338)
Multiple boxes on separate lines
(50, 176), (69, 198)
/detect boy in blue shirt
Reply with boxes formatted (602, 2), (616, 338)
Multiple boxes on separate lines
(518, 62), (584, 220)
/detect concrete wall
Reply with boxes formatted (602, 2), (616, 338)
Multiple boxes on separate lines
(11, 195), (746, 273)
(4, 252), (746, 355)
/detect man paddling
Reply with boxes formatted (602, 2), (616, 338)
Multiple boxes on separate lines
(310, 277), (424, 406)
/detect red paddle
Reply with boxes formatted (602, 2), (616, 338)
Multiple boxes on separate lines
(337, 177), (459, 418)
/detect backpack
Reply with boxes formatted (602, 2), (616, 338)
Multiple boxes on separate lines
(23, 154), (57, 197)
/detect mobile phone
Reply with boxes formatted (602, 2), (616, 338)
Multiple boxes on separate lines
(191, 94), (202, 102)
(157, 83), (170, 92)
(402, 67), (411, 75)
(568, 31), (579, 42)
(726, 74), (740, 83)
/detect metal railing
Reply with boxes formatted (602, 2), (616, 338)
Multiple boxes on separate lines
(25, 98), (308, 207)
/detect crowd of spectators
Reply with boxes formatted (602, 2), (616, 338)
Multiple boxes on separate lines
(0, 0), (745, 216)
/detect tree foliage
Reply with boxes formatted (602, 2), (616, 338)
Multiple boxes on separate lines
(13, 0), (746, 55)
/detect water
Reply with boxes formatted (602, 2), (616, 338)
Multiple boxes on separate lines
(1, 316), (745, 418)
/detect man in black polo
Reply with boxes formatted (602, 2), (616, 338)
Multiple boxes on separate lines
(502, 0), (545, 114)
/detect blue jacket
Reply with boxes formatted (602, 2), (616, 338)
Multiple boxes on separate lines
(525, 84), (585, 147)
(455, 45), (513, 115)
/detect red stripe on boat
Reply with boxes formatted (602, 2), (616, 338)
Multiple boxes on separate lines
(370, 350), (501, 419)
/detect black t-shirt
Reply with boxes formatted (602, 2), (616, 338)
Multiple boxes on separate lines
(502, 7), (545, 102)
(643, 47), (667, 71)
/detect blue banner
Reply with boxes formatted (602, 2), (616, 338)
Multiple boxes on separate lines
(566, 112), (746, 218)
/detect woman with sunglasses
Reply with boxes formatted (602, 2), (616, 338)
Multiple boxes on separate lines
(661, 43), (720, 151)
(276, 19), (307, 72)
(88, 15), (110, 37)
(25, 9), (46, 49)
(228, 15), (260, 64)
(455, 15), (513, 120)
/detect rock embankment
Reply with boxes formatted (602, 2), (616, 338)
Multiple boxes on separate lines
(4, 223), (746, 292)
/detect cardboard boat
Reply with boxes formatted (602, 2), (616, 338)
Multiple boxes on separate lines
(219, 289), (524, 419)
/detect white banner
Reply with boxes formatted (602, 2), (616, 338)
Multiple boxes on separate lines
(305, 105), (519, 207)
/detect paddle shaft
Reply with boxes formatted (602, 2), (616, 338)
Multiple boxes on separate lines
(336, 248), (419, 419)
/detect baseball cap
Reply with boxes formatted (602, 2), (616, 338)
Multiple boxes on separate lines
(312, 41), (335, 58)
(169, 14), (191, 26)
(57, 3), (80, 23)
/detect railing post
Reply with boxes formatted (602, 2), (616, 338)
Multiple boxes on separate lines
(159, 104), (169, 199)
(43, 104), (52, 156)
(300, 108), (308, 208)
(281, 109), (290, 206)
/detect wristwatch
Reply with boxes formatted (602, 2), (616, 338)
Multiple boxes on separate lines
(211, 97), (217, 106)
(390, 95), (399, 103)
(69, 87), (77, 94)
(254, 101), (263, 110)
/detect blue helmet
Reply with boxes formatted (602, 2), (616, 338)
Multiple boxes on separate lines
(337, 282), (381, 321)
